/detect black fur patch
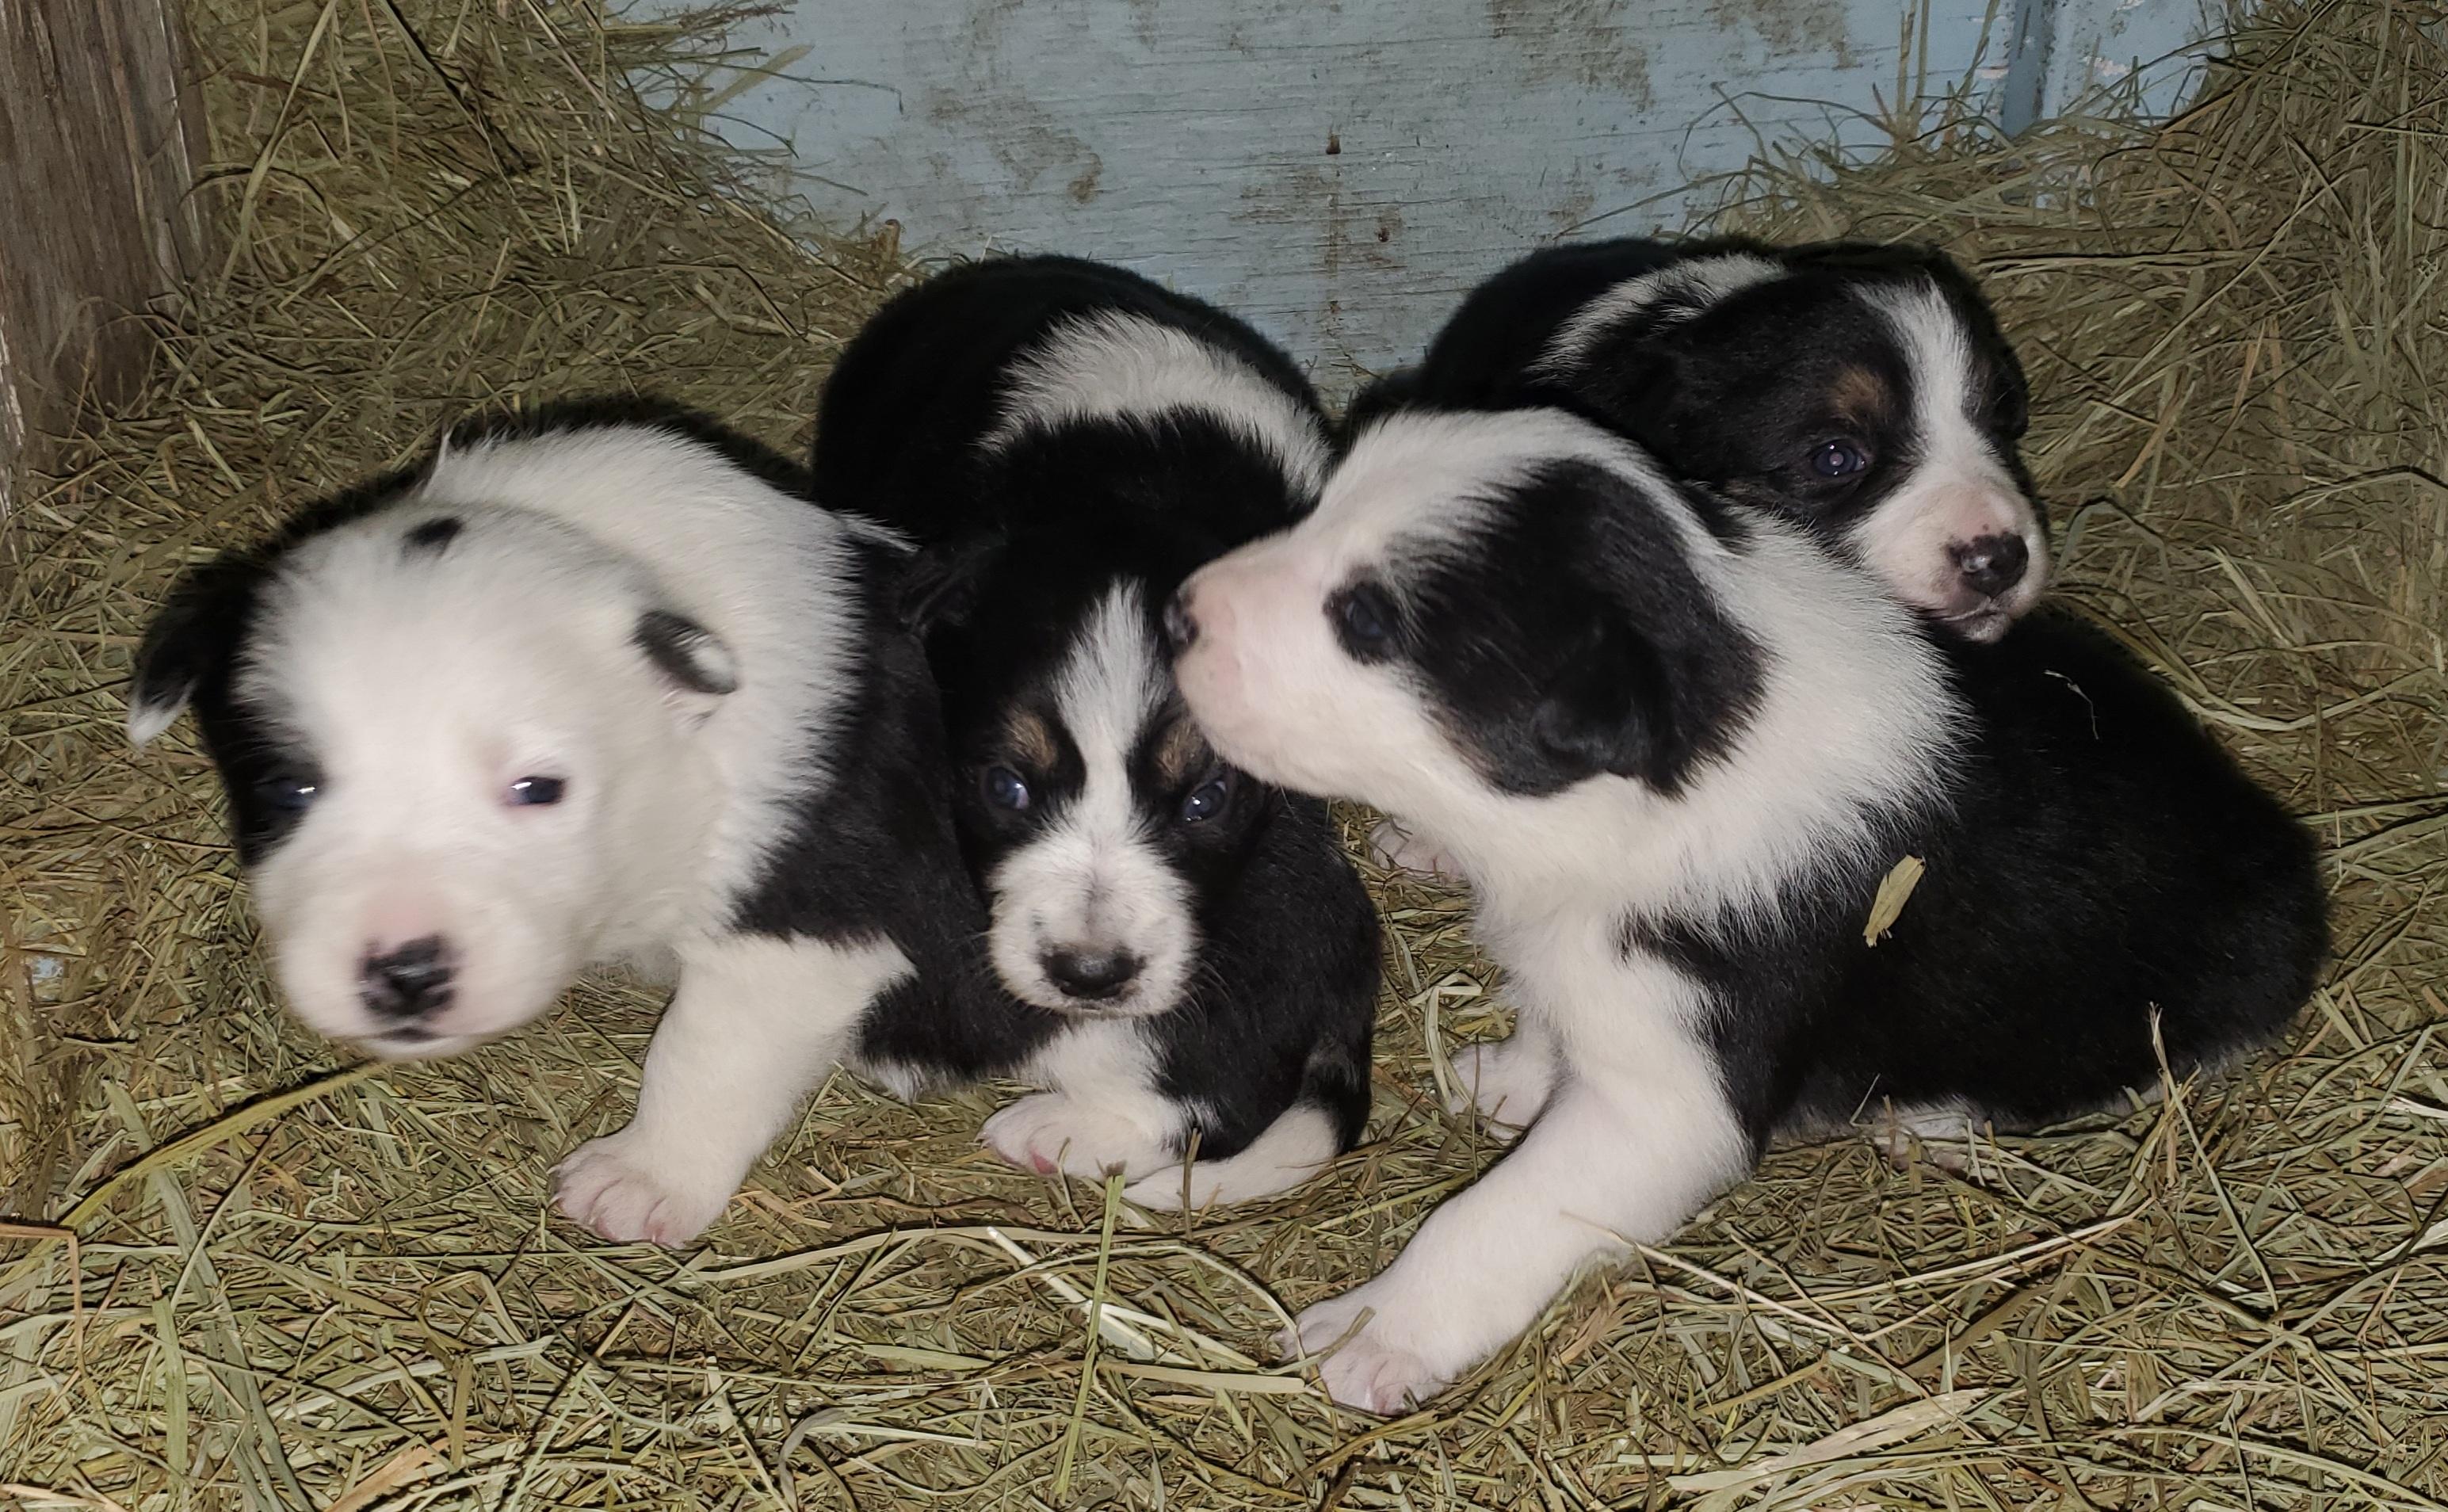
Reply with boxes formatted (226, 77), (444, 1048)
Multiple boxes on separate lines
(1397, 457), (1766, 797)
(403, 516), (463, 554)
(1610, 608), (2324, 1146)
(1369, 235), (2041, 567)
(812, 253), (1380, 1163)
(633, 609), (739, 696)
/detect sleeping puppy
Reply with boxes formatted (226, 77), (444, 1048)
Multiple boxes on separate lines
(128, 399), (1039, 1247)
(1358, 235), (2051, 876)
(1167, 408), (2325, 1413)
(814, 254), (1381, 1208)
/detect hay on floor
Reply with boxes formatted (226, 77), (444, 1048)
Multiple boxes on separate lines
(2, 0), (2444, 1506)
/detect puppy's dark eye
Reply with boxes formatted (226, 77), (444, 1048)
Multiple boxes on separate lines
(1330, 582), (1396, 657)
(1178, 771), (1233, 824)
(259, 775), (321, 815)
(1808, 439), (1870, 479)
(983, 765), (1032, 812)
(507, 775), (566, 807)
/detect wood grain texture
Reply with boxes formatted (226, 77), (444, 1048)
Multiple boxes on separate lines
(0, 0), (211, 506)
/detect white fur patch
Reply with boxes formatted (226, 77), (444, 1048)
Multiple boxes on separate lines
(556, 933), (910, 1246)
(1533, 253), (1783, 378)
(1285, 960), (1749, 1412)
(1123, 1101), (1341, 1210)
(1178, 407), (1965, 1412)
(214, 427), (870, 1055)
(982, 310), (1330, 492)
(413, 426), (867, 907)
(1174, 410), (1728, 817)
(983, 1018), (1342, 1208)
(1856, 284), (2050, 631)
(984, 583), (1198, 1019)
(983, 1018), (1181, 1182)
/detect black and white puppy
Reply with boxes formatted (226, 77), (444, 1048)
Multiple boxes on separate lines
(1358, 236), (2054, 878)
(1168, 409), (2325, 1413)
(1364, 237), (2048, 640)
(815, 255), (1381, 1208)
(129, 400), (1038, 1247)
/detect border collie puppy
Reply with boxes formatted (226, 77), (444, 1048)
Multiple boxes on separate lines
(1364, 237), (2048, 640)
(1358, 237), (2054, 879)
(128, 400), (1039, 1247)
(814, 254), (1381, 1208)
(1167, 409), (2325, 1413)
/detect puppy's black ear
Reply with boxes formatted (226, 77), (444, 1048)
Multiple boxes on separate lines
(1527, 614), (1684, 790)
(1342, 368), (1421, 434)
(895, 536), (999, 636)
(1561, 344), (1679, 437)
(635, 609), (739, 697)
(128, 556), (263, 746)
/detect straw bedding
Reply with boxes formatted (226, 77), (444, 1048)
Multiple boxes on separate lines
(2, 0), (2443, 1506)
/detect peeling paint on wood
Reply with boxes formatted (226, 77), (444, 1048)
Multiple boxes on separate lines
(705, 0), (2233, 381)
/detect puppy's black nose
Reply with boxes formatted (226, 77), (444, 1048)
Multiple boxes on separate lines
(1162, 590), (1198, 654)
(1950, 533), (2030, 599)
(361, 935), (454, 1019)
(1043, 948), (1143, 1001)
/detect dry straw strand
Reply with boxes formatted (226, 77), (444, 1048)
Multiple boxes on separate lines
(3, 0), (2446, 1506)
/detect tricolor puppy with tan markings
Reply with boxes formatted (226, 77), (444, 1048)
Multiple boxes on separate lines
(815, 255), (1381, 1210)
(1354, 236), (2054, 878)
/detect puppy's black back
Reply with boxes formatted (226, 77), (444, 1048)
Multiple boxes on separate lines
(815, 254), (1320, 544)
(1391, 238), (1686, 414)
(1770, 610), (2326, 1133)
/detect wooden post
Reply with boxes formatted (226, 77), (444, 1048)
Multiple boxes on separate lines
(0, 0), (211, 510)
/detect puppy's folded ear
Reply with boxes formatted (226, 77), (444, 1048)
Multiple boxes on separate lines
(128, 556), (264, 746)
(895, 534), (999, 636)
(1560, 346), (1678, 440)
(635, 608), (739, 709)
(1528, 615), (1684, 791)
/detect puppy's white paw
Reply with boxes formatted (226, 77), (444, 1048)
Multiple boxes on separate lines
(1444, 1037), (1552, 1132)
(552, 1132), (735, 1247)
(1279, 1281), (1453, 1415)
(983, 1092), (1171, 1183)
(1366, 819), (1465, 882)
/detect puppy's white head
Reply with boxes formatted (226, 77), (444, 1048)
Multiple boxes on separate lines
(130, 506), (734, 1058)
(1167, 411), (1768, 848)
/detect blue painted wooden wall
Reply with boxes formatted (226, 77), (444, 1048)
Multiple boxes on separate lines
(703, 0), (2234, 383)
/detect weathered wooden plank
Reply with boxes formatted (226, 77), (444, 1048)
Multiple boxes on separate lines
(707, 0), (2232, 381)
(0, 0), (211, 506)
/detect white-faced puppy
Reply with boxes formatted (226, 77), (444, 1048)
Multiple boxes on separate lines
(1357, 236), (2056, 879)
(815, 255), (1381, 1208)
(1363, 237), (2048, 640)
(1167, 410), (2325, 1414)
(129, 400), (1040, 1247)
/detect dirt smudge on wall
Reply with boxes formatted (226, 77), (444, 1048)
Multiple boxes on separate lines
(1486, 0), (1655, 107)
(1705, 0), (1855, 66)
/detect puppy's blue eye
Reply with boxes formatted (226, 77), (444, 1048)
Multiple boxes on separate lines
(983, 766), (1031, 811)
(1809, 440), (1869, 479)
(1178, 773), (1232, 824)
(1331, 582), (1395, 653)
(260, 776), (319, 815)
(508, 775), (566, 807)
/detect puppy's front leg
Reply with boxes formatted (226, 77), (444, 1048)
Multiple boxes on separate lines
(553, 935), (911, 1246)
(1444, 1016), (1560, 1133)
(1286, 1059), (1749, 1414)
